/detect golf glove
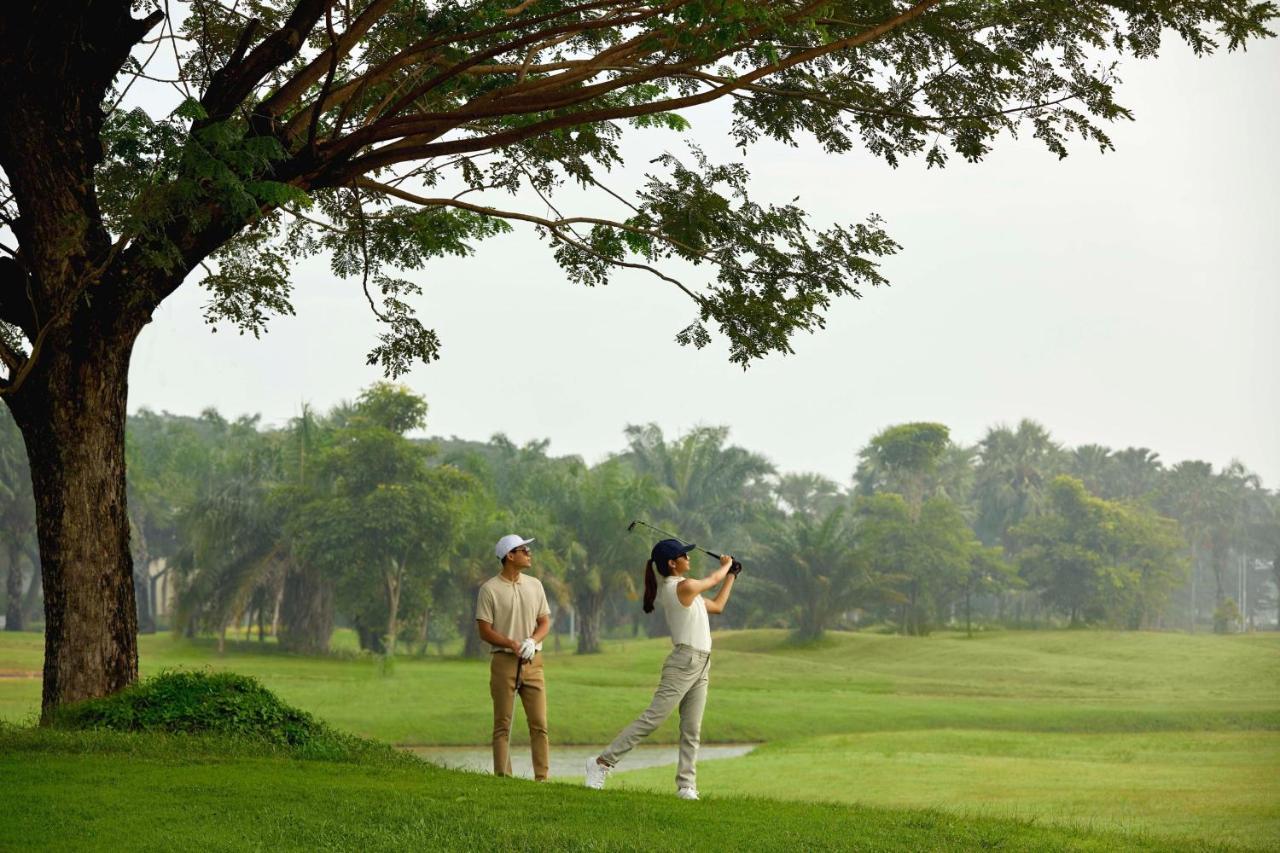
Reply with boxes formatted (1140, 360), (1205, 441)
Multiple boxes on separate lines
(729, 559), (743, 577)
(518, 638), (537, 661)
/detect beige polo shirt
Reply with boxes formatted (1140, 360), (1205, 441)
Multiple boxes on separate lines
(475, 572), (551, 654)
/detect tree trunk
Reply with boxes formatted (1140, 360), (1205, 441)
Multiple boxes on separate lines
(1189, 541), (1199, 633)
(134, 566), (154, 635)
(271, 580), (284, 640)
(1272, 550), (1279, 632)
(278, 566), (334, 653)
(20, 550), (42, 626)
(7, 334), (140, 720)
(5, 541), (25, 631)
(416, 610), (430, 656)
(460, 620), (485, 657)
(131, 520), (155, 634)
(457, 582), (486, 658)
(353, 619), (386, 654)
(385, 568), (401, 660)
(575, 589), (604, 654)
(1211, 548), (1226, 605)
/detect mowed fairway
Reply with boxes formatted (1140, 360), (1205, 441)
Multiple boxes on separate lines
(2, 628), (1277, 848)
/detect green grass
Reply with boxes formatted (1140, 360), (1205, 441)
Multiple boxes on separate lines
(0, 727), (1239, 852)
(610, 729), (1279, 848)
(2, 628), (1277, 849)
(6, 628), (1273, 742)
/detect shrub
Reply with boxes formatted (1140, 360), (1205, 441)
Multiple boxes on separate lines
(1213, 599), (1241, 634)
(51, 670), (386, 760)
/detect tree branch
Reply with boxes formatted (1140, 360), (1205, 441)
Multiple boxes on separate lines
(258, 0), (396, 121)
(200, 0), (332, 123)
(353, 178), (703, 300)
(324, 0), (936, 174)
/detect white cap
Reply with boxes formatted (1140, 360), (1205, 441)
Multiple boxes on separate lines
(494, 534), (535, 560)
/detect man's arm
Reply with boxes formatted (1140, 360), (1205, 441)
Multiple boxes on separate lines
(530, 614), (550, 644)
(476, 620), (520, 653)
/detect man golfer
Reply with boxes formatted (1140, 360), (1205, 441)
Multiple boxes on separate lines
(476, 534), (551, 780)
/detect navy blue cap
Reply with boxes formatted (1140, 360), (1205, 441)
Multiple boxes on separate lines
(651, 539), (696, 564)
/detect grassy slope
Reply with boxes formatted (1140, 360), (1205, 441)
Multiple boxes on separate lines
(0, 729), (1235, 853)
(1, 629), (1277, 848)
(5, 629), (1274, 743)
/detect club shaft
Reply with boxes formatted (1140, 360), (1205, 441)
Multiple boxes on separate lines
(630, 519), (721, 559)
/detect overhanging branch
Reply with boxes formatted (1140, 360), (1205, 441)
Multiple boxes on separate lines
(353, 178), (703, 301)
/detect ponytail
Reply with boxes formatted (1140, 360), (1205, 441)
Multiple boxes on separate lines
(643, 557), (676, 613)
(643, 560), (658, 613)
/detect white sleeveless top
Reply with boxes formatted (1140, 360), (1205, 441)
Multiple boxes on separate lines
(661, 576), (712, 652)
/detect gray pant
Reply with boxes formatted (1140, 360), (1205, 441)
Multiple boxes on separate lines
(600, 644), (710, 789)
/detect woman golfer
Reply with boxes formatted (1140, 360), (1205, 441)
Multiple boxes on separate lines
(584, 538), (736, 800)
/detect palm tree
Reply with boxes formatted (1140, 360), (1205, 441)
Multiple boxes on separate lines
(1109, 447), (1164, 502)
(173, 435), (287, 653)
(1218, 461), (1269, 626)
(853, 425), (974, 517)
(755, 505), (889, 641)
(972, 419), (1063, 549)
(852, 422), (952, 515)
(621, 424), (774, 545)
(1068, 444), (1113, 497)
(549, 459), (666, 653)
(774, 472), (843, 519)
(1159, 460), (1232, 630)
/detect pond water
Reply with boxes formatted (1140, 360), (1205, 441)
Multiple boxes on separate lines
(404, 743), (758, 780)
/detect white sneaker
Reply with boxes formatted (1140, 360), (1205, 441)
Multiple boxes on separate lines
(584, 756), (611, 789)
(676, 787), (699, 800)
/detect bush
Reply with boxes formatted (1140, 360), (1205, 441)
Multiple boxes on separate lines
(1213, 599), (1242, 634)
(51, 670), (388, 760)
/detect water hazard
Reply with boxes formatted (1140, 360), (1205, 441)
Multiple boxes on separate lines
(404, 743), (758, 780)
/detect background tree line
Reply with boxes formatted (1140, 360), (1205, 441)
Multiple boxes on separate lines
(2, 388), (1276, 652)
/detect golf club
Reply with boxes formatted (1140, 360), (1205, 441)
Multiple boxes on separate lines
(515, 655), (524, 695)
(627, 520), (743, 575)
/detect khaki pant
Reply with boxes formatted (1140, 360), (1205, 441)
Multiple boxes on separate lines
(489, 651), (549, 780)
(600, 644), (710, 790)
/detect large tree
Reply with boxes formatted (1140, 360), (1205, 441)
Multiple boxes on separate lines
(972, 419), (1062, 548)
(622, 423), (774, 543)
(853, 422), (953, 514)
(548, 457), (664, 653)
(856, 491), (975, 634)
(293, 385), (477, 661)
(1013, 476), (1187, 628)
(0, 1), (1273, 715)
(755, 503), (888, 640)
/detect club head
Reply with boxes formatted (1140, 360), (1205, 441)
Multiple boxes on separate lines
(627, 521), (637, 532)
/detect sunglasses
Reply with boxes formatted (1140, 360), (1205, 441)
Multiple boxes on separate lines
(510, 547), (532, 556)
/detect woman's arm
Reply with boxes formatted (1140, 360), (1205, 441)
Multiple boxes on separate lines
(677, 555), (734, 607)
(704, 573), (736, 614)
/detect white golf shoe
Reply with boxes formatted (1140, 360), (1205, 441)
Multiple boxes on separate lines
(676, 787), (700, 800)
(584, 756), (611, 789)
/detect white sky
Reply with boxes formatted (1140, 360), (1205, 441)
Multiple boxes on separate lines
(129, 37), (1280, 488)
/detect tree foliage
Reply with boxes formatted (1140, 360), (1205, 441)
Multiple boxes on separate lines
(1, 0), (1275, 710)
(23, 389), (1278, 655)
(1013, 476), (1188, 628)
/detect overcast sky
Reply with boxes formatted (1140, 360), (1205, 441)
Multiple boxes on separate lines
(128, 37), (1280, 489)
